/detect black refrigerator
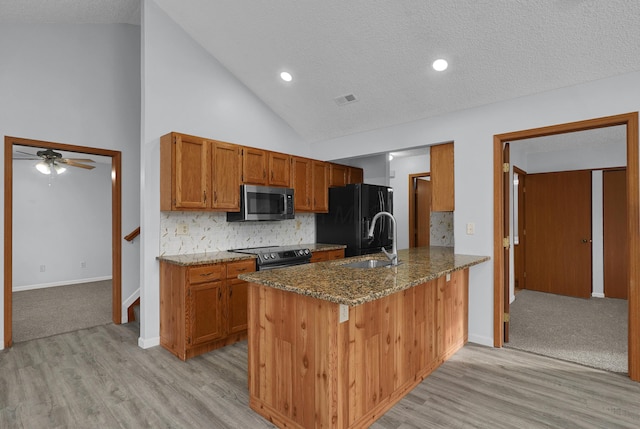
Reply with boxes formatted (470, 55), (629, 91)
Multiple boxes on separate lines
(316, 183), (393, 257)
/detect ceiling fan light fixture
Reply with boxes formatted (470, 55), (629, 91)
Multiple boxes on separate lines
(36, 160), (51, 175)
(54, 163), (66, 175)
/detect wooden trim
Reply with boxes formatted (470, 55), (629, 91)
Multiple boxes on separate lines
(492, 112), (640, 382)
(408, 172), (429, 248)
(4, 136), (122, 347)
(124, 227), (140, 242)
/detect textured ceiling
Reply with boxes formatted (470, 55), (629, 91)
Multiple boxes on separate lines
(2, 1), (640, 144)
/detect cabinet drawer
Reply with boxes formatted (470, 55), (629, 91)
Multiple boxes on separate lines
(188, 264), (225, 284)
(227, 259), (256, 278)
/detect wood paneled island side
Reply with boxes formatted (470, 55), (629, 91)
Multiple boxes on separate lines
(239, 247), (489, 429)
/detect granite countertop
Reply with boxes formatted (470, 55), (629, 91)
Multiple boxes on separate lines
(156, 243), (345, 266)
(238, 246), (490, 306)
(157, 251), (256, 266)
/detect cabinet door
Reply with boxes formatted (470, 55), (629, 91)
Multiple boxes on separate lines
(347, 167), (364, 184)
(242, 147), (267, 185)
(310, 248), (344, 263)
(187, 281), (225, 346)
(311, 160), (329, 212)
(269, 152), (291, 187)
(174, 134), (210, 209)
(291, 156), (312, 211)
(430, 143), (454, 211)
(228, 278), (249, 334)
(211, 141), (241, 210)
(329, 163), (348, 187)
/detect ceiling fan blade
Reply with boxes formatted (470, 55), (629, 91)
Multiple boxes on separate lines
(64, 158), (95, 162)
(13, 157), (40, 160)
(15, 150), (39, 157)
(60, 160), (95, 170)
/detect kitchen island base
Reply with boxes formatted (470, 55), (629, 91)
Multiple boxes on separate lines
(247, 268), (468, 429)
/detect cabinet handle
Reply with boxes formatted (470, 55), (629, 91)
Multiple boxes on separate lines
(236, 267), (247, 272)
(214, 191), (217, 202)
(203, 190), (207, 203)
(199, 272), (215, 277)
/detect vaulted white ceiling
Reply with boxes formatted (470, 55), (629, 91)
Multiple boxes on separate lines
(3, 0), (640, 143)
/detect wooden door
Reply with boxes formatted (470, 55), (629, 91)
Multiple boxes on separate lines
(604, 169), (628, 299)
(268, 152), (290, 187)
(291, 156), (312, 211)
(525, 170), (592, 298)
(174, 134), (210, 209)
(228, 278), (249, 334)
(415, 178), (431, 247)
(514, 167), (526, 290)
(503, 144), (510, 341)
(211, 141), (241, 210)
(187, 281), (224, 346)
(311, 160), (329, 212)
(242, 147), (267, 185)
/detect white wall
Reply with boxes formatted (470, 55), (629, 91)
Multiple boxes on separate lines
(310, 71), (640, 346)
(13, 160), (112, 290)
(141, 0), (307, 347)
(0, 23), (141, 348)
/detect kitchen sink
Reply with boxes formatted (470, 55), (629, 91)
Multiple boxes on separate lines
(341, 258), (396, 269)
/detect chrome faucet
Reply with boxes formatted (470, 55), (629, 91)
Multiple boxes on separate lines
(368, 211), (398, 266)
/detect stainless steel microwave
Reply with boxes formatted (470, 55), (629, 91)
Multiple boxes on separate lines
(227, 185), (295, 222)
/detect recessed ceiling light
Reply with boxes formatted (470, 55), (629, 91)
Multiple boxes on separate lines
(280, 71), (293, 82)
(432, 59), (448, 72)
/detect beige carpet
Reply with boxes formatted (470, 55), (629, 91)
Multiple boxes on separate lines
(507, 289), (628, 373)
(12, 280), (112, 343)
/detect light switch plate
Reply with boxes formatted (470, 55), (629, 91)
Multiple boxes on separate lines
(466, 222), (475, 235)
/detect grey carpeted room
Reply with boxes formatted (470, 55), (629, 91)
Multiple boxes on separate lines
(11, 280), (113, 343)
(506, 289), (628, 374)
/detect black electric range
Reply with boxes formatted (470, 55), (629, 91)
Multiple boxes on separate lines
(231, 245), (312, 271)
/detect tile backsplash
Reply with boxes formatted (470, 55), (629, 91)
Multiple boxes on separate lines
(160, 212), (316, 255)
(431, 211), (454, 247)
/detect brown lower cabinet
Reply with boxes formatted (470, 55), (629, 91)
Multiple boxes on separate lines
(160, 258), (255, 360)
(309, 248), (345, 263)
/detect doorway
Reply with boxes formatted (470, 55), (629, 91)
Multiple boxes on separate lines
(409, 173), (431, 248)
(493, 112), (640, 381)
(4, 136), (122, 347)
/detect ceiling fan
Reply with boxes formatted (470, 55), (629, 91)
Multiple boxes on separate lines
(14, 148), (95, 174)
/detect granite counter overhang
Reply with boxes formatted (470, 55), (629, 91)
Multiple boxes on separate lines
(238, 246), (490, 306)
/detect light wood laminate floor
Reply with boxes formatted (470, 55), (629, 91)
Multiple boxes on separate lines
(1, 324), (639, 428)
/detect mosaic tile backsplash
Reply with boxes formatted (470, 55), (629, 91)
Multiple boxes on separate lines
(160, 211), (453, 256)
(430, 211), (454, 247)
(160, 212), (317, 255)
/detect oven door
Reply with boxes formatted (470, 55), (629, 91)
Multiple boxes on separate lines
(257, 260), (310, 271)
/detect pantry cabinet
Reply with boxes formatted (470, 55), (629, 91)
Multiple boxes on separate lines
(160, 132), (241, 211)
(160, 258), (255, 360)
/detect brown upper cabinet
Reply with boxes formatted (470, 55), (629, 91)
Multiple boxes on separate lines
(291, 156), (312, 211)
(242, 147), (290, 187)
(311, 160), (329, 212)
(291, 156), (329, 213)
(329, 163), (348, 187)
(430, 143), (454, 211)
(160, 132), (241, 211)
(348, 166), (364, 184)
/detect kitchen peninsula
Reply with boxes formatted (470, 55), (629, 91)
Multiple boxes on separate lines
(239, 246), (489, 429)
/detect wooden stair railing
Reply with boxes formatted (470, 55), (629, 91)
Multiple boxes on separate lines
(124, 227), (140, 242)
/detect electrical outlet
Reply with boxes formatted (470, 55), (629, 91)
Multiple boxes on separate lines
(39, 265), (46, 272)
(81, 261), (86, 268)
(177, 223), (189, 235)
(466, 222), (475, 235)
(339, 304), (349, 323)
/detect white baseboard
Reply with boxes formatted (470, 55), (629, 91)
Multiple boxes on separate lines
(138, 336), (160, 349)
(468, 333), (494, 347)
(592, 292), (605, 298)
(12, 276), (113, 292)
(121, 288), (141, 323)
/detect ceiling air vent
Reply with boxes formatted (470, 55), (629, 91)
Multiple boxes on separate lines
(334, 93), (358, 106)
